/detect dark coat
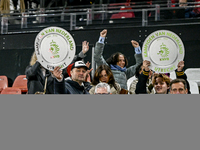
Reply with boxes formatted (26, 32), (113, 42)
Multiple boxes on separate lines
(54, 79), (90, 94)
(25, 61), (68, 94)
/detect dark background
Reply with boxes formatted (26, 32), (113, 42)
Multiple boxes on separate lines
(0, 23), (200, 84)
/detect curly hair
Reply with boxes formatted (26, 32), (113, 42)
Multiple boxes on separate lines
(92, 64), (118, 90)
(106, 52), (128, 67)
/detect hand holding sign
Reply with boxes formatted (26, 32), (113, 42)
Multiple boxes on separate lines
(35, 26), (76, 71)
(142, 30), (185, 73)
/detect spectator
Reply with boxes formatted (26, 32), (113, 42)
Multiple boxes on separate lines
(25, 51), (67, 94)
(169, 78), (188, 94)
(53, 60), (92, 94)
(129, 61), (155, 94)
(179, 0), (197, 18)
(94, 29), (143, 90)
(89, 64), (121, 94)
(135, 60), (191, 94)
(94, 82), (111, 95)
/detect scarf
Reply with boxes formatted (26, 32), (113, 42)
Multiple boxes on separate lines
(110, 64), (127, 72)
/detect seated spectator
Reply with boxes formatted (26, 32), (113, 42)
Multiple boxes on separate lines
(169, 78), (188, 94)
(94, 82), (111, 95)
(89, 64), (121, 94)
(94, 29), (143, 90)
(53, 60), (92, 94)
(129, 60), (155, 94)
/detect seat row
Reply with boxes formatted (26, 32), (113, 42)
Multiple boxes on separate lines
(0, 75), (27, 94)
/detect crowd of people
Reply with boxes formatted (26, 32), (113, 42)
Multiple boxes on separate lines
(25, 29), (192, 95)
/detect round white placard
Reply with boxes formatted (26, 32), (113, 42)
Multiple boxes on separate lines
(142, 30), (184, 73)
(34, 26), (76, 71)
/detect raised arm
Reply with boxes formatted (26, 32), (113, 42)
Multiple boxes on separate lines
(135, 60), (150, 94)
(94, 29), (109, 67)
(126, 40), (143, 79)
(175, 61), (191, 94)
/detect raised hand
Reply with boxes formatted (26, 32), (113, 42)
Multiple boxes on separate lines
(177, 60), (184, 71)
(82, 41), (89, 54)
(131, 40), (139, 48)
(143, 60), (151, 72)
(100, 29), (107, 38)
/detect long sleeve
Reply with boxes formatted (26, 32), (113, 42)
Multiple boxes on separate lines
(25, 61), (41, 80)
(135, 70), (149, 94)
(94, 42), (109, 67)
(126, 53), (143, 79)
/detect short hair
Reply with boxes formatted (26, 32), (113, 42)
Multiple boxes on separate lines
(152, 74), (171, 86)
(106, 52), (128, 67)
(94, 82), (111, 94)
(170, 78), (187, 90)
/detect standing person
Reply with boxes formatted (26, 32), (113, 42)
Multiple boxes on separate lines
(25, 51), (67, 94)
(135, 60), (191, 94)
(25, 41), (89, 94)
(89, 64), (121, 94)
(53, 60), (92, 94)
(94, 29), (143, 90)
(129, 61), (154, 94)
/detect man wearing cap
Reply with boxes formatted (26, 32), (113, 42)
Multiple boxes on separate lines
(53, 60), (91, 94)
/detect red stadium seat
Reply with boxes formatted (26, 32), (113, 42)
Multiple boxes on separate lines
(12, 75), (28, 93)
(0, 75), (8, 93)
(1, 87), (21, 94)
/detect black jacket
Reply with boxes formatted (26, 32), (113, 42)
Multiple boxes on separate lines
(54, 79), (90, 94)
(25, 61), (68, 94)
(135, 69), (191, 94)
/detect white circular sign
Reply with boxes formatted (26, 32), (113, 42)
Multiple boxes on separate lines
(34, 26), (76, 71)
(142, 30), (184, 73)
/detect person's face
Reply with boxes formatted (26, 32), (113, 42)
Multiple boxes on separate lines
(95, 87), (109, 94)
(154, 77), (169, 94)
(70, 67), (87, 83)
(99, 70), (109, 83)
(170, 82), (188, 94)
(116, 55), (125, 68)
(179, 0), (187, 7)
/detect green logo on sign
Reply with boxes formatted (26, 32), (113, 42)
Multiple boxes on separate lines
(157, 43), (170, 61)
(157, 43), (169, 57)
(49, 40), (60, 58)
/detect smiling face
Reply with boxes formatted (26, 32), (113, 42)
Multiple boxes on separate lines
(116, 55), (125, 68)
(99, 70), (109, 83)
(154, 77), (169, 94)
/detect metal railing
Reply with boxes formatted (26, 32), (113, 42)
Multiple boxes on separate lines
(1, 2), (200, 34)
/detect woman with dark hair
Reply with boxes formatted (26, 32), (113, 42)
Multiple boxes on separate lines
(89, 64), (121, 94)
(94, 29), (143, 90)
